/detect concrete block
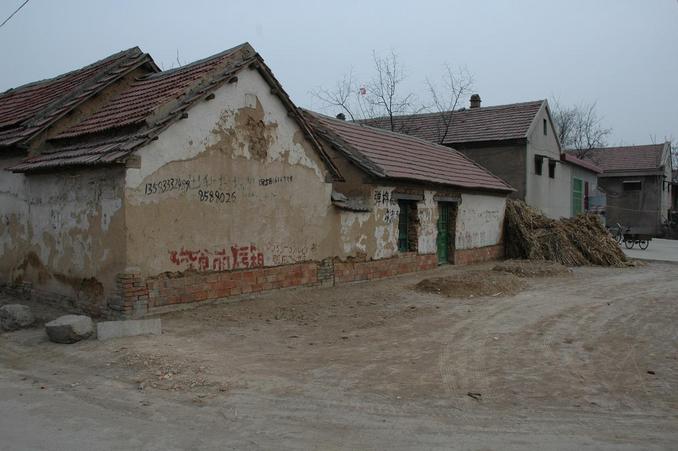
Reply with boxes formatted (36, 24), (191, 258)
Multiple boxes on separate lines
(97, 318), (161, 341)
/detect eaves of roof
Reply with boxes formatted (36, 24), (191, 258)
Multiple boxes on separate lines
(9, 48), (343, 183)
(0, 48), (158, 150)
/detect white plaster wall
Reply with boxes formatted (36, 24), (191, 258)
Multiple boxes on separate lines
(525, 106), (571, 218)
(124, 69), (338, 275)
(125, 74), (324, 190)
(0, 157), (30, 283)
(417, 190), (438, 254)
(372, 186), (400, 259)
(660, 147), (673, 220)
(341, 187), (507, 258)
(0, 163), (126, 307)
(338, 186), (400, 260)
(455, 193), (506, 250)
(339, 211), (370, 255)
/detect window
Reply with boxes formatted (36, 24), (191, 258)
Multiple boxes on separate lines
(534, 155), (543, 175)
(623, 181), (642, 192)
(548, 160), (556, 178)
(397, 200), (417, 252)
(543, 118), (547, 135)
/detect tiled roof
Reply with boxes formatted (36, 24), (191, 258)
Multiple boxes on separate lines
(361, 100), (545, 145)
(0, 47), (156, 149)
(54, 45), (251, 139)
(560, 153), (602, 174)
(574, 144), (667, 173)
(303, 110), (513, 193)
(11, 44), (341, 179)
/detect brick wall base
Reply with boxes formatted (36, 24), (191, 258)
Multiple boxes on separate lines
(454, 243), (505, 265)
(110, 254), (439, 317)
(335, 253), (437, 284)
(107, 245), (503, 317)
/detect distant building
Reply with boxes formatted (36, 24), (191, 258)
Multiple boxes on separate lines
(363, 97), (601, 219)
(560, 153), (605, 223)
(576, 143), (673, 235)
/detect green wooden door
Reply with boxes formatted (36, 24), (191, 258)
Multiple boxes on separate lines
(437, 204), (450, 264)
(572, 178), (583, 216)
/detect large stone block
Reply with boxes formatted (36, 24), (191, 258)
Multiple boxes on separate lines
(0, 304), (35, 331)
(45, 315), (93, 343)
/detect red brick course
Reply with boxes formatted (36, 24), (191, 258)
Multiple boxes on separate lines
(454, 243), (505, 265)
(111, 247), (500, 316)
(334, 254), (437, 284)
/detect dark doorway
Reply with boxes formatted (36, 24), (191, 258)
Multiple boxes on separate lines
(437, 202), (457, 264)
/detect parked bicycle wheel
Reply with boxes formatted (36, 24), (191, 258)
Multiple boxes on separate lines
(638, 240), (649, 250)
(624, 239), (635, 249)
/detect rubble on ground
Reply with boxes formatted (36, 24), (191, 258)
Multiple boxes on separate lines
(0, 304), (35, 331)
(493, 259), (572, 277)
(415, 271), (526, 298)
(45, 315), (93, 343)
(504, 199), (627, 266)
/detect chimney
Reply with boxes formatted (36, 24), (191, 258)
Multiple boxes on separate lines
(470, 94), (481, 109)
(336, 113), (346, 120)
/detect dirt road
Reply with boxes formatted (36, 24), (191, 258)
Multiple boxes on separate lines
(1, 261), (677, 450)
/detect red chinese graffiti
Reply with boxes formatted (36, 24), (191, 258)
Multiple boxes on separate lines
(169, 245), (264, 271)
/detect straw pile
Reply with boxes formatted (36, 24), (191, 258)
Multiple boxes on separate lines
(504, 199), (627, 266)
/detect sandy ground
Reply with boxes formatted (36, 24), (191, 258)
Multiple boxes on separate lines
(1, 261), (677, 450)
(624, 238), (678, 262)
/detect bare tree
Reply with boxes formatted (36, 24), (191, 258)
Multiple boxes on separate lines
(663, 137), (678, 172)
(312, 51), (474, 139)
(425, 65), (473, 144)
(362, 50), (418, 131)
(312, 69), (362, 122)
(311, 50), (418, 130)
(551, 99), (611, 158)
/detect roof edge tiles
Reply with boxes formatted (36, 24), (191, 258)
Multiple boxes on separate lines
(0, 47), (158, 149)
(9, 44), (343, 182)
(303, 109), (514, 193)
(360, 100), (546, 145)
(560, 153), (602, 174)
(567, 143), (669, 174)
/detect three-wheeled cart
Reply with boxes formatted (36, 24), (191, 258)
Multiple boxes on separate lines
(622, 232), (652, 250)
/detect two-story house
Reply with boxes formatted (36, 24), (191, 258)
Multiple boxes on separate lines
(364, 96), (602, 219)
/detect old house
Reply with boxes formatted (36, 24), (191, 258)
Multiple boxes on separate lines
(1, 43), (511, 317)
(576, 143), (673, 235)
(302, 110), (513, 266)
(364, 97), (594, 219)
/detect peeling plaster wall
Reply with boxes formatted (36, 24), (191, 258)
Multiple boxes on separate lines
(416, 191), (439, 254)
(0, 163), (126, 314)
(456, 193), (506, 250)
(0, 157), (30, 284)
(337, 186), (401, 260)
(338, 187), (442, 260)
(124, 69), (341, 276)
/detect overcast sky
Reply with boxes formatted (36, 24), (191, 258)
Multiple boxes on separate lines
(1, 0), (676, 146)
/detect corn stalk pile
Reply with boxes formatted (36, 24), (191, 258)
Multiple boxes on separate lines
(504, 199), (627, 266)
